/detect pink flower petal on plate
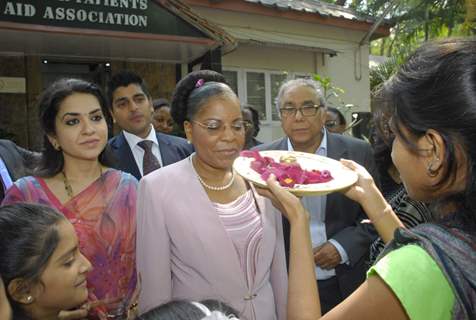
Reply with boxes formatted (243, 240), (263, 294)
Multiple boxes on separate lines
(263, 156), (275, 164)
(241, 150), (262, 160)
(250, 160), (266, 174)
(304, 169), (333, 183)
(245, 152), (334, 188)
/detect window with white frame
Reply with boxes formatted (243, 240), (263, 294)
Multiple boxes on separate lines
(270, 73), (288, 121)
(223, 70), (238, 95)
(246, 72), (266, 120)
(223, 68), (311, 122)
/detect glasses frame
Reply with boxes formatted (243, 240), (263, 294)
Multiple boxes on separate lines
(192, 120), (250, 135)
(242, 119), (253, 127)
(279, 104), (324, 118)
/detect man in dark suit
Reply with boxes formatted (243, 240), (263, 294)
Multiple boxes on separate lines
(107, 71), (193, 180)
(254, 78), (379, 314)
(0, 139), (39, 202)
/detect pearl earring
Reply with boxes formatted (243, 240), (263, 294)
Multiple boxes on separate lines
(26, 296), (33, 302)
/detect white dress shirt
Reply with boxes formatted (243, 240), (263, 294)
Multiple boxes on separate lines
(287, 129), (349, 280)
(123, 125), (163, 177)
(0, 156), (13, 190)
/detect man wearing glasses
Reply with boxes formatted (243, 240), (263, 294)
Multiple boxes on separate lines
(254, 78), (379, 314)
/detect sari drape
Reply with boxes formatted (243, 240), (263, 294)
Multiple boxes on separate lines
(2, 169), (138, 319)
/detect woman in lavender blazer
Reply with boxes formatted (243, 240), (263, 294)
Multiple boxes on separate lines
(136, 70), (287, 320)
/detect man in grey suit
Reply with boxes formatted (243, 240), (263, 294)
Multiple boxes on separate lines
(0, 139), (39, 202)
(254, 78), (379, 314)
(107, 71), (193, 180)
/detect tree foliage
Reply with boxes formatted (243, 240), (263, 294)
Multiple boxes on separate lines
(321, 0), (475, 59)
(369, 57), (401, 92)
(313, 74), (355, 125)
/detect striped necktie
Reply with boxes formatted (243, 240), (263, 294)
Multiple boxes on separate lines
(138, 140), (160, 176)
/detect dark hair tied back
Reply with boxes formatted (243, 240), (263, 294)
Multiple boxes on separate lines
(381, 37), (476, 231)
(171, 70), (234, 127)
(138, 299), (239, 320)
(0, 203), (65, 319)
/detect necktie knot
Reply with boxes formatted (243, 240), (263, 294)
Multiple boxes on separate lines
(137, 140), (160, 176)
(138, 140), (154, 152)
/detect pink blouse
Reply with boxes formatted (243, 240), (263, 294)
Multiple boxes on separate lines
(213, 190), (264, 289)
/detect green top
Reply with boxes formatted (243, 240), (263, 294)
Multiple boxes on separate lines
(367, 244), (455, 320)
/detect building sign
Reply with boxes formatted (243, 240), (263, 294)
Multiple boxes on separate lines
(0, 77), (26, 93)
(0, 0), (206, 37)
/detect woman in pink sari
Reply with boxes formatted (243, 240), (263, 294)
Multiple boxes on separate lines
(2, 79), (137, 319)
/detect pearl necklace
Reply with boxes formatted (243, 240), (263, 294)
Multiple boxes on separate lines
(190, 157), (235, 191)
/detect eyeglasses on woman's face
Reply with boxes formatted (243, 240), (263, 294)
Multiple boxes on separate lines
(192, 119), (251, 135)
(279, 102), (323, 118)
(242, 119), (253, 127)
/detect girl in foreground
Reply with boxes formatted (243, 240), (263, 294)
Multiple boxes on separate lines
(261, 38), (476, 320)
(0, 203), (92, 320)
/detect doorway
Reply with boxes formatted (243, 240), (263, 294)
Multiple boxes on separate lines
(41, 60), (111, 90)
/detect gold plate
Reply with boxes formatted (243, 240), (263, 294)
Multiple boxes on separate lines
(233, 150), (358, 196)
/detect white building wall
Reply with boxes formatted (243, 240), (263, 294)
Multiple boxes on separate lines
(191, 7), (371, 142)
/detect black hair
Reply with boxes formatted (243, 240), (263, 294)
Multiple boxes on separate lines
(35, 79), (113, 177)
(0, 203), (65, 320)
(137, 299), (238, 320)
(379, 37), (476, 231)
(371, 128), (393, 177)
(370, 93), (395, 176)
(170, 70), (237, 128)
(200, 299), (238, 316)
(242, 104), (261, 137)
(327, 107), (346, 126)
(138, 300), (203, 320)
(36, 78), (114, 177)
(107, 70), (151, 109)
(153, 98), (170, 111)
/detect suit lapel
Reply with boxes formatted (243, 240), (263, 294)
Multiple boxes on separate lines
(0, 142), (22, 180)
(325, 133), (348, 225)
(115, 133), (141, 180)
(156, 133), (175, 166)
(326, 132), (347, 161)
(275, 137), (288, 151)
